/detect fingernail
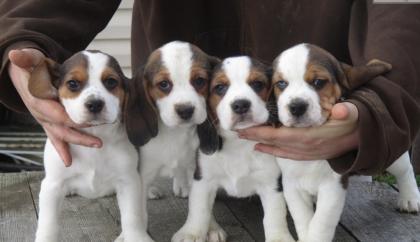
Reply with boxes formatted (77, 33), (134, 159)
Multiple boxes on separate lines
(92, 143), (101, 148)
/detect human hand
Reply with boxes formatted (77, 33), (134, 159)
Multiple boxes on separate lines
(238, 102), (359, 160)
(8, 48), (102, 166)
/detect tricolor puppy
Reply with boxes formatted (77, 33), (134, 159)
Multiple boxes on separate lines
(127, 41), (219, 202)
(29, 51), (153, 242)
(272, 43), (420, 242)
(173, 56), (295, 242)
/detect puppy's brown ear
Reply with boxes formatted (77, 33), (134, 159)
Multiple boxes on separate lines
(28, 58), (60, 99)
(208, 55), (221, 69)
(340, 59), (392, 90)
(124, 68), (158, 146)
(197, 111), (222, 155)
(265, 67), (280, 127)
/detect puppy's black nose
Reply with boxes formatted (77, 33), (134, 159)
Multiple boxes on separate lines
(288, 99), (308, 117)
(85, 99), (104, 114)
(175, 104), (195, 120)
(231, 99), (251, 114)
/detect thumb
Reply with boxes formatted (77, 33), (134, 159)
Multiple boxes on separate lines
(8, 49), (45, 71)
(331, 102), (358, 121)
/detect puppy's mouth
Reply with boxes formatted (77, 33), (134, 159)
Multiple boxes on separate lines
(230, 114), (260, 130)
(283, 115), (325, 128)
(80, 113), (117, 126)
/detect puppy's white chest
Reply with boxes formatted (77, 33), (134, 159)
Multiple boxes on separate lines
(278, 158), (340, 195)
(141, 124), (198, 175)
(43, 124), (138, 199)
(202, 140), (280, 197)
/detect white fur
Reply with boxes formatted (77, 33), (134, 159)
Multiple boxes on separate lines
(218, 57), (269, 130)
(275, 44), (324, 128)
(61, 51), (120, 126)
(140, 41), (207, 202)
(35, 52), (153, 242)
(156, 41), (207, 127)
(274, 44), (420, 242)
(173, 57), (295, 242)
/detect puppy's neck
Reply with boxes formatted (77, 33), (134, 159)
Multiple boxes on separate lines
(157, 116), (197, 133)
(80, 120), (125, 141)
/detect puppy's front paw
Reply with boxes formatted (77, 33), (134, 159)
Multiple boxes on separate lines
(148, 186), (164, 200)
(266, 234), (296, 242)
(115, 232), (155, 242)
(207, 226), (227, 242)
(172, 228), (206, 242)
(173, 180), (190, 198)
(266, 237), (296, 242)
(397, 192), (420, 213)
(35, 234), (57, 242)
(267, 239), (295, 242)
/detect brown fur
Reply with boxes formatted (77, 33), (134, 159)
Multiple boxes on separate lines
(304, 61), (342, 120)
(208, 71), (229, 116)
(58, 65), (88, 99)
(247, 68), (270, 101)
(271, 70), (285, 98)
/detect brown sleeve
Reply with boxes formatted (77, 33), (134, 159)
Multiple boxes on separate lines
(0, 0), (121, 112)
(328, 0), (420, 175)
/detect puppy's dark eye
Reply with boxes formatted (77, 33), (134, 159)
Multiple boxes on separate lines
(67, 80), (81, 92)
(275, 80), (288, 90)
(249, 80), (265, 93)
(103, 78), (118, 90)
(214, 84), (228, 96)
(158, 80), (172, 93)
(192, 77), (206, 89)
(312, 79), (327, 90)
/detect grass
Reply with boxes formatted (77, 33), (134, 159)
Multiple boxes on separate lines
(373, 172), (420, 186)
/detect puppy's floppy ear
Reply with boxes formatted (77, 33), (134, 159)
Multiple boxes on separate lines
(28, 58), (60, 99)
(124, 68), (158, 146)
(197, 111), (222, 155)
(340, 59), (392, 91)
(265, 67), (280, 126)
(197, 54), (223, 154)
(208, 55), (221, 69)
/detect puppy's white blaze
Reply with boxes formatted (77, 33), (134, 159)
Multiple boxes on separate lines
(223, 56), (252, 85)
(157, 41), (207, 127)
(161, 41), (192, 87)
(217, 57), (269, 130)
(275, 44), (324, 127)
(62, 51), (120, 125)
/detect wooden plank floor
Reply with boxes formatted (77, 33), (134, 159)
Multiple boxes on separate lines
(1, 172), (419, 242)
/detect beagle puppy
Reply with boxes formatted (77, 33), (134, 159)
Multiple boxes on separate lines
(29, 51), (153, 242)
(126, 41), (219, 201)
(272, 43), (420, 242)
(173, 56), (295, 242)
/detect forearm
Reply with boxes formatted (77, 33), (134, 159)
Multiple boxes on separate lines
(328, 0), (420, 175)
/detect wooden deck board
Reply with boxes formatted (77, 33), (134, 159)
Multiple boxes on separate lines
(342, 181), (420, 242)
(0, 172), (37, 242)
(28, 172), (121, 242)
(1, 172), (419, 242)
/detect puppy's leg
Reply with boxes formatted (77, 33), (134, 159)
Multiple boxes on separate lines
(305, 181), (346, 242)
(386, 151), (420, 213)
(173, 163), (194, 198)
(207, 215), (227, 242)
(35, 178), (65, 242)
(259, 189), (295, 242)
(172, 179), (217, 242)
(283, 183), (313, 241)
(116, 172), (154, 242)
(141, 160), (163, 200)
